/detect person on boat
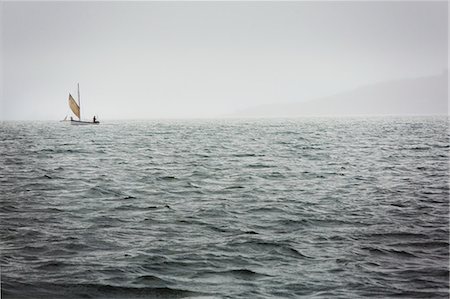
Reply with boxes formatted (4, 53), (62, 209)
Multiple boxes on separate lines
(70, 116), (73, 121)
(93, 116), (96, 123)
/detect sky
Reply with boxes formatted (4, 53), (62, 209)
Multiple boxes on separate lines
(1, 1), (448, 120)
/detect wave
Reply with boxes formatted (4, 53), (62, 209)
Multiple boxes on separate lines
(246, 164), (274, 169)
(227, 239), (313, 259)
(363, 232), (430, 240)
(1, 281), (204, 299)
(35, 261), (72, 271)
(1, 118), (448, 298)
(133, 275), (172, 286)
(360, 246), (419, 258)
(193, 268), (270, 280)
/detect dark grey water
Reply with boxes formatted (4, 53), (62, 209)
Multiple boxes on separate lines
(1, 117), (449, 298)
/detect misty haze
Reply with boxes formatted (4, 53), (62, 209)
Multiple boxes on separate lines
(1, 1), (449, 299)
(1, 1), (448, 120)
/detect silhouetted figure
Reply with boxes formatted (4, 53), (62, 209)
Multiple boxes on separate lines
(93, 116), (96, 123)
(70, 116), (73, 121)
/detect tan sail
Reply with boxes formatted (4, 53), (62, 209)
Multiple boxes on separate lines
(68, 94), (80, 119)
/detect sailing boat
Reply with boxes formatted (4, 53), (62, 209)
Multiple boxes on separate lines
(68, 83), (100, 125)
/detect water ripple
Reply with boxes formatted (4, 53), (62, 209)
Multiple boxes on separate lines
(0, 117), (448, 298)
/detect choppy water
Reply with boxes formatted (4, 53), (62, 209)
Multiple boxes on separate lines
(1, 117), (449, 298)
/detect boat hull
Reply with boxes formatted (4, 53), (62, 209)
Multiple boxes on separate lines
(70, 120), (100, 125)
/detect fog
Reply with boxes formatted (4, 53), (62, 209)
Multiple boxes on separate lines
(1, 1), (447, 120)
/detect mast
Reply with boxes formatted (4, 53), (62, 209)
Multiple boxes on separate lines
(77, 83), (81, 120)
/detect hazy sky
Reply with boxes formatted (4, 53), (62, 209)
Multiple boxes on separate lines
(1, 1), (448, 120)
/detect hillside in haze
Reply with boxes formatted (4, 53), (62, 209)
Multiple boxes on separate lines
(235, 72), (448, 117)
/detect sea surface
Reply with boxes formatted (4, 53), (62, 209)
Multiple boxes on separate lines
(1, 117), (449, 298)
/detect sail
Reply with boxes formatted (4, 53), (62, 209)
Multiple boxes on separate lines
(68, 94), (80, 119)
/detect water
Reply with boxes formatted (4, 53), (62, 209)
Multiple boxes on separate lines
(1, 117), (448, 298)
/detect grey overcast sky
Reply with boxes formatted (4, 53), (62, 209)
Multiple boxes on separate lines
(1, 1), (448, 120)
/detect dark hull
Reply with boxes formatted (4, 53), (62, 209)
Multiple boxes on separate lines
(70, 120), (100, 125)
